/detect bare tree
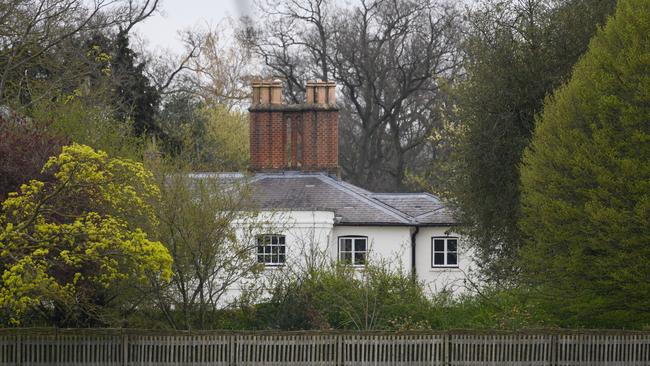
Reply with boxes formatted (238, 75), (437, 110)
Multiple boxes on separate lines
(151, 166), (284, 330)
(140, 30), (202, 98)
(242, 0), (462, 190)
(183, 24), (255, 110)
(0, 0), (161, 105)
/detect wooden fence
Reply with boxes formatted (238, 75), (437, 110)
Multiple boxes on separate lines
(1, 329), (649, 365)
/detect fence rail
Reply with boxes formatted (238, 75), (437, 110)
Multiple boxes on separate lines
(1, 329), (649, 365)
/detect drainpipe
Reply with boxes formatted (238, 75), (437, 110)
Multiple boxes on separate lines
(410, 225), (419, 283)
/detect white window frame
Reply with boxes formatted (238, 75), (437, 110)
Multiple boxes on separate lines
(257, 234), (286, 267)
(431, 237), (459, 268)
(338, 236), (368, 267)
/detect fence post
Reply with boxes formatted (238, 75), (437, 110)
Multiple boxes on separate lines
(230, 334), (236, 366)
(551, 334), (558, 366)
(337, 334), (342, 366)
(14, 334), (20, 366)
(122, 332), (128, 366)
(445, 332), (450, 366)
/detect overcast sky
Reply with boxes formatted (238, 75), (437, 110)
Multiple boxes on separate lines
(133, 0), (254, 53)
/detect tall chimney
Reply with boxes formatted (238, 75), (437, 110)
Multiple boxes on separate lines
(249, 79), (339, 175)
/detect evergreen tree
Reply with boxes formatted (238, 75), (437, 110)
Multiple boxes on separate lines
(111, 32), (160, 136)
(519, 0), (650, 328)
(445, 0), (616, 283)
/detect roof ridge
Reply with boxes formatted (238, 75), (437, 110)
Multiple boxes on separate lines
(371, 193), (430, 198)
(314, 175), (414, 224)
(336, 180), (372, 194)
(371, 192), (442, 201)
(368, 192), (448, 221)
(413, 206), (447, 219)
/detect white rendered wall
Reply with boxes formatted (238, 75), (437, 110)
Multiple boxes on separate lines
(331, 226), (412, 272)
(415, 227), (472, 294)
(224, 210), (336, 303)
(225, 211), (471, 305)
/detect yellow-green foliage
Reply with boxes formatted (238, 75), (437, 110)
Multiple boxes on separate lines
(200, 105), (249, 171)
(31, 96), (144, 161)
(0, 144), (171, 325)
(519, 0), (650, 328)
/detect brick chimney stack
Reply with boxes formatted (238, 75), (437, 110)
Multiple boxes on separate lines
(249, 79), (339, 175)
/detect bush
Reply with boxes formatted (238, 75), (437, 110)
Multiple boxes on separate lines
(257, 262), (436, 331)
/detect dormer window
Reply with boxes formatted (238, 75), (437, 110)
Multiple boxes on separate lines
(257, 234), (286, 266)
(338, 236), (367, 266)
(432, 237), (458, 267)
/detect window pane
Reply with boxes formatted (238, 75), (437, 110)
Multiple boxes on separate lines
(273, 254), (279, 263)
(434, 253), (445, 265)
(447, 253), (457, 265)
(257, 255), (264, 263)
(271, 236), (278, 244)
(272, 246), (278, 254)
(279, 236), (285, 245)
(264, 246), (271, 254)
(257, 236), (263, 245)
(279, 246), (285, 254)
(448, 239), (457, 252)
(264, 236), (271, 245)
(341, 238), (352, 251)
(257, 245), (263, 255)
(279, 254), (286, 263)
(434, 239), (445, 252)
(354, 252), (366, 265)
(355, 239), (366, 252)
(341, 252), (352, 264)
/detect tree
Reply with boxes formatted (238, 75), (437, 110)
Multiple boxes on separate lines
(173, 25), (253, 110)
(30, 92), (145, 161)
(110, 32), (161, 136)
(154, 93), (249, 171)
(519, 0), (650, 328)
(199, 106), (249, 171)
(0, 110), (67, 200)
(0, 144), (172, 326)
(443, 0), (616, 283)
(151, 164), (268, 330)
(243, 0), (461, 191)
(0, 0), (160, 107)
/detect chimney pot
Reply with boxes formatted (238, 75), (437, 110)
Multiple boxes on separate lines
(251, 78), (283, 105)
(306, 80), (336, 105)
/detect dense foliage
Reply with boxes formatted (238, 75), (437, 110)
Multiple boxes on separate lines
(442, 0), (616, 283)
(156, 97), (250, 171)
(0, 144), (172, 326)
(257, 263), (433, 330)
(189, 268), (556, 331)
(519, 0), (650, 328)
(0, 112), (67, 200)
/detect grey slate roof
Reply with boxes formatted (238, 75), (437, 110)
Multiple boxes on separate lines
(248, 172), (456, 226)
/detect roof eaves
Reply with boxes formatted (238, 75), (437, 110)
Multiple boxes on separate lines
(336, 221), (416, 227)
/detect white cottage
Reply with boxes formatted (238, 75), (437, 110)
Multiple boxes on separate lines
(218, 79), (471, 297)
(246, 172), (471, 293)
